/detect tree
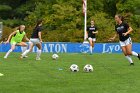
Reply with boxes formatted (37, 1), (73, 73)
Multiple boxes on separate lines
(1, 0), (140, 42)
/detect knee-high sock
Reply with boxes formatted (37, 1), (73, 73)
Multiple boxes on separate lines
(37, 50), (41, 58)
(22, 50), (30, 57)
(92, 47), (94, 51)
(21, 46), (27, 53)
(90, 46), (93, 53)
(125, 56), (133, 63)
(4, 49), (13, 58)
(132, 51), (138, 57)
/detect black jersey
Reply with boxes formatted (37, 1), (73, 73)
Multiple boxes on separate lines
(31, 26), (42, 38)
(87, 26), (98, 38)
(115, 22), (130, 41)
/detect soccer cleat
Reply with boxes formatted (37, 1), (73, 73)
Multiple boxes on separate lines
(137, 54), (140, 60)
(4, 56), (7, 59)
(130, 63), (134, 66)
(20, 54), (28, 59)
(23, 56), (28, 58)
(20, 56), (23, 59)
(89, 52), (92, 55)
(36, 57), (41, 61)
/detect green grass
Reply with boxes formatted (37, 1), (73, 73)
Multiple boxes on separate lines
(0, 53), (140, 93)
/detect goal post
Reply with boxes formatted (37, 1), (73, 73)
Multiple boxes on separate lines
(0, 22), (3, 39)
(83, 0), (89, 44)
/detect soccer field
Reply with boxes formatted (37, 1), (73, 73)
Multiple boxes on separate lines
(0, 53), (140, 93)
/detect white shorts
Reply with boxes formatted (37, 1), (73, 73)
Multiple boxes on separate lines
(119, 37), (132, 47)
(29, 38), (40, 45)
(88, 37), (96, 42)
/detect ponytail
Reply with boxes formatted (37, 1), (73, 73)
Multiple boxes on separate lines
(35, 19), (43, 28)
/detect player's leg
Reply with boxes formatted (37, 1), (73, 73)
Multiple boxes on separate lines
(4, 44), (16, 58)
(17, 42), (28, 53)
(88, 38), (93, 54)
(121, 46), (134, 65)
(125, 44), (140, 59)
(92, 38), (96, 52)
(121, 46), (127, 56)
(120, 41), (134, 65)
(21, 42), (34, 58)
(36, 42), (42, 60)
(125, 38), (140, 59)
(17, 42), (27, 46)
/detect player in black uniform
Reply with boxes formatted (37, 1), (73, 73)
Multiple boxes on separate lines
(109, 14), (140, 65)
(87, 20), (98, 54)
(21, 20), (43, 60)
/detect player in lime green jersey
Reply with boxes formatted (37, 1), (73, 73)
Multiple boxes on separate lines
(4, 25), (30, 58)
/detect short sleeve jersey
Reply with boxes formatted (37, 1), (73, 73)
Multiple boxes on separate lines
(87, 26), (98, 38)
(115, 22), (130, 41)
(31, 26), (42, 38)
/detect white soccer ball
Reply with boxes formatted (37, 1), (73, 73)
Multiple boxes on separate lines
(0, 73), (4, 76)
(52, 54), (59, 60)
(70, 64), (79, 72)
(83, 64), (93, 72)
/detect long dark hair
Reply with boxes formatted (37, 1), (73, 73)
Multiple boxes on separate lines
(116, 14), (124, 21)
(35, 19), (43, 28)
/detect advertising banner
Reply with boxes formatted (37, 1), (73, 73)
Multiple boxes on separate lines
(0, 42), (140, 53)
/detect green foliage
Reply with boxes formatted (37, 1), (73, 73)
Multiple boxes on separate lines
(1, 26), (13, 41)
(103, 0), (117, 16)
(116, 0), (136, 13)
(90, 12), (116, 42)
(0, 5), (12, 11)
(2, 19), (25, 27)
(1, 0), (140, 42)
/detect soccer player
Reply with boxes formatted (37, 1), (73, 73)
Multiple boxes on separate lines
(4, 25), (29, 58)
(21, 20), (43, 60)
(109, 14), (140, 65)
(87, 19), (98, 54)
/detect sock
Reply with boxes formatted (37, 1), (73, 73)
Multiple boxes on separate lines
(37, 50), (41, 58)
(4, 49), (13, 58)
(93, 47), (94, 51)
(132, 51), (138, 57)
(90, 46), (92, 53)
(21, 46), (27, 53)
(22, 50), (30, 57)
(125, 56), (133, 64)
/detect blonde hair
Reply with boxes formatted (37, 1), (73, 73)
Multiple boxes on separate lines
(15, 25), (25, 31)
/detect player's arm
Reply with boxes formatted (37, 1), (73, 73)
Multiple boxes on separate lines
(38, 32), (42, 43)
(5, 31), (17, 43)
(23, 34), (30, 42)
(86, 31), (88, 39)
(108, 33), (117, 41)
(92, 31), (98, 34)
(86, 27), (89, 39)
(123, 26), (133, 36)
(92, 27), (98, 34)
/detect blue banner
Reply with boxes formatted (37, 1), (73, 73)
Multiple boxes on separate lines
(0, 42), (140, 53)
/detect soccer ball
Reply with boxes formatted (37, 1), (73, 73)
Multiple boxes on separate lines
(70, 64), (79, 72)
(83, 64), (93, 72)
(0, 73), (4, 76)
(52, 54), (59, 60)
